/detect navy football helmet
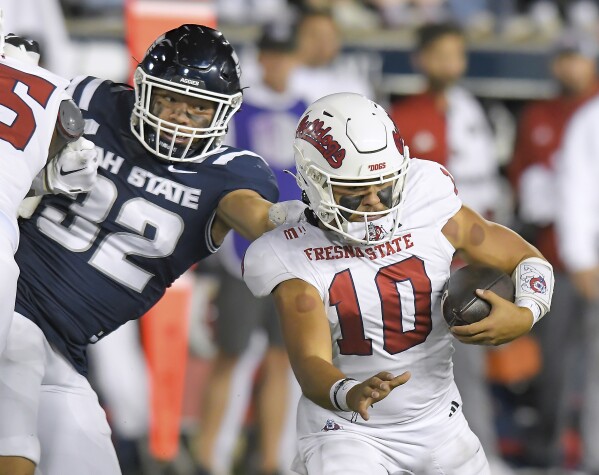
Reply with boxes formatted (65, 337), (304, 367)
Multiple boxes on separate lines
(131, 24), (243, 162)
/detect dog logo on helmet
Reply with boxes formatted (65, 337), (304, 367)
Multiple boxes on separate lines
(296, 115), (346, 169)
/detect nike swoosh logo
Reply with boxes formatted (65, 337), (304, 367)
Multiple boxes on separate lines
(168, 164), (197, 174)
(59, 166), (87, 176)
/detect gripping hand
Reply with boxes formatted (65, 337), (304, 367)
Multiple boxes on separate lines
(45, 137), (99, 196)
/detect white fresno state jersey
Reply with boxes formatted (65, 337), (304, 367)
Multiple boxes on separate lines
(244, 159), (462, 424)
(0, 56), (69, 250)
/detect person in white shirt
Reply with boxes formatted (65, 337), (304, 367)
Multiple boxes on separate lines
(243, 93), (554, 475)
(289, 7), (374, 104)
(556, 94), (599, 473)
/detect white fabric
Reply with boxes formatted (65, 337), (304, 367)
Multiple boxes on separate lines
(0, 313), (121, 474)
(0, 56), (69, 242)
(0, 232), (19, 356)
(1, 0), (75, 77)
(244, 158), (462, 425)
(87, 320), (149, 439)
(0, 207), (18, 253)
(445, 86), (503, 219)
(293, 383), (489, 475)
(289, 61), (373, 105)
(556, 95), (599, 272)
(329, 378), (360, 412)
(518, 164), (557, 226)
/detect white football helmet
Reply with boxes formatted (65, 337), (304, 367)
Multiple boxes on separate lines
(294, 93), (410, 244)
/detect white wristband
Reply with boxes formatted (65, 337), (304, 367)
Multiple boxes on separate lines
(329, 378), (360, 412)
(515, 298), (542, 328)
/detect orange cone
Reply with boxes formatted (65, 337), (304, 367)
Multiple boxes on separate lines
(140, 272), (194, 461)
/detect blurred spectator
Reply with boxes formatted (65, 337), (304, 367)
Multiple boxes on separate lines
(195, 24), (306, 475)
(288, 7), (375, 103)
(367, 0), (447, 28)
(555, 59), (599, 474)
(390, 21), (514, 475)
(218, 0), (293, 26)
(1, 0), (75, 76)
(391, 21), (505, 220)
(509, 30), (599, 468)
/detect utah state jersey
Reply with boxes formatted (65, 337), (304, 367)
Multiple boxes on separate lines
(14, 76), (278, 374)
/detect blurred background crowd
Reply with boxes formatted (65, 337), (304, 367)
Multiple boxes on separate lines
(3, 0), (599, 474)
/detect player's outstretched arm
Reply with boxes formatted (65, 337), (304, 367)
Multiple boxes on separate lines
(273, 279), (410, 420)
(215, 192), (308, 245)
(273, 278), (346, 409)
(443, 205), (554, 345)
(213, 189), (275, 244)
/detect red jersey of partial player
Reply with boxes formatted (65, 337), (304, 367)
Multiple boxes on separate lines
(508, 84), (599, 269)
(0, 55), (69, 248)
(244, 158), (462, 425)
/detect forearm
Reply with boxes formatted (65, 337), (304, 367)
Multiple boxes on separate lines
(274, 279), (346, 411)
(217, 190), (275, 241)
(291, 354), (348, 411)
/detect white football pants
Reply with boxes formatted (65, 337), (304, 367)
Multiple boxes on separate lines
(292, 383), (490, 475)
(0, 313), (121, 474)
(0, 227), (19, 356)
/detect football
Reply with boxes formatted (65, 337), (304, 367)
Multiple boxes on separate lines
(442, 264), (515, 327)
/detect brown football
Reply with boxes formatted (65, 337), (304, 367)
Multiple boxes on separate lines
(442, 264), (515, 327)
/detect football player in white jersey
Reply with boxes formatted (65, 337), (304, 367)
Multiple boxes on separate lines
(243, 93), (555, 475)
(0, 33), (98, 356)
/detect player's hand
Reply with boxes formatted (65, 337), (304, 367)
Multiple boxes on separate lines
(45, 137), (99, 196)
(268, 200), (308, 227)
(451, 289), (534, 346)
(346, 371), (410, 421)
(3, 33), (41, 65)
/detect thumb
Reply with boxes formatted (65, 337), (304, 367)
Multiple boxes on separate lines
(475, 288), (502, 304)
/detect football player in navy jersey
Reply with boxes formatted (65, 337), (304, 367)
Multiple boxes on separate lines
(0, 25), (290, 475)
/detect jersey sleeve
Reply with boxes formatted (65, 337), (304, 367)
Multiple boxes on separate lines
(243, 230), (322, 298)
(407, 160), (462, 228)
(432, 164), (462, 222)
(214, 148), (279, 204)
(66, 76), (131, 121)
